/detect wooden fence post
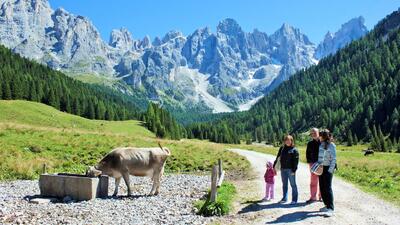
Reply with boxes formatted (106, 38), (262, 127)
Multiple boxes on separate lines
(42, 164), (47, 174)
(218, 159), (222, 177)
(217, 159), (225, 187)
(210, 165), (218, 202)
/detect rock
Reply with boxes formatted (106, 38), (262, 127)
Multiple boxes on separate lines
(1, 175), (211, 224)
(29, 197), (56, 204)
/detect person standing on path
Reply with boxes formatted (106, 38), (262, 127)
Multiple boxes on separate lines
(273, 135), (299, 204)
(263, 161), (277, 201)
(306, 128), (322, 204)
(318, 129), (337, 217)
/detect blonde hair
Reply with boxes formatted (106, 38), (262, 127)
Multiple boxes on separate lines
(283, 135), (295, 147)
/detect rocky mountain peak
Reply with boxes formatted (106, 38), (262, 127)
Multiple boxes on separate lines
(109, 28), (134, 50)
(217, 18), (243, 35)
(315, 16), (367, 59)
(162, 30), (184, 43)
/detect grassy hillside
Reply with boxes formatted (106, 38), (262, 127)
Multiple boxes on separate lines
(239, 144), (400, 206)
(0, 100), (249, 180)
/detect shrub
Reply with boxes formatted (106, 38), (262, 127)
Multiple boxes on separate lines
(196, 182), (236, 216)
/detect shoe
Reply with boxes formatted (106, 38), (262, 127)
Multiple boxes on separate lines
(320, 207), (328, 212)
(262, 197), (269, 202)
(325, 209), (334, 217)
(279, 199), (287, 203)
(306, 199), (316, 204)
(290, 201), (297, 205)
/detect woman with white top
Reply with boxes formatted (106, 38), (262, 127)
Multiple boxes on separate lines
(318, 129), (337, 217)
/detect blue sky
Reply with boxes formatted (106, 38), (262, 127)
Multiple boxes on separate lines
(49, 0), (398, 44)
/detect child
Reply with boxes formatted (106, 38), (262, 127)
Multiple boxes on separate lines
(263, 161), (277, 201)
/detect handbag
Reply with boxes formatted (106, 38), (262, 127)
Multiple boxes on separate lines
(310, 162), (323, 176)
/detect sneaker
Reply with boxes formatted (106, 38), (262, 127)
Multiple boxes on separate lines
(262, 197), (269, 202)
(290, 201), (297, 205)
(306, 199), (316, 204)
(325, 209), (334, 217)
(279, 199), (287, 203)
(320, 207), (328, 212)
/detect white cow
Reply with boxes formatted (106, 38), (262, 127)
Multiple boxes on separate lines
(87, 143), (170, 196)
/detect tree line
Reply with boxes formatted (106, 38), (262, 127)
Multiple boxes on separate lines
(186, 10), (400, 152)
(143, 102), (185, 140)
(0, 44), (183, 140)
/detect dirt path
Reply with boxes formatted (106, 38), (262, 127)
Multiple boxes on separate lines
(224, 148), (400, 225)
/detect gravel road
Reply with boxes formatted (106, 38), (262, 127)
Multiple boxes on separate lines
(229, 148), (400, 225)
(0, 174), (212, 225)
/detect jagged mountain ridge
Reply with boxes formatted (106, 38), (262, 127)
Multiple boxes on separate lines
(0, 0), (368, 113)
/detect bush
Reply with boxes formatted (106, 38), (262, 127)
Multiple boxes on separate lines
(196, 182), (236, 216)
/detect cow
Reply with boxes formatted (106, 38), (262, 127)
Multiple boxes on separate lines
(86, 143), (170, 196)
(364, 149), (374, 156)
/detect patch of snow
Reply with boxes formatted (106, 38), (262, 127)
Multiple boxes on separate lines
(238, 95), (264, 111)
(169, 67), (234, 113)
(241, 64), (281, 90)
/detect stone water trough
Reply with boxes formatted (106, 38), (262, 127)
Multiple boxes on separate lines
(38, 173), (109, 201)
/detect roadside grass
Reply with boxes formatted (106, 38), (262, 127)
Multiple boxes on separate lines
(233, 143), (400, 206)
(0, 100), (250, 181)
(195, 182), (236, 216)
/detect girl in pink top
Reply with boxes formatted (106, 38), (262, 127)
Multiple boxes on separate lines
(263, 161), (277, 201)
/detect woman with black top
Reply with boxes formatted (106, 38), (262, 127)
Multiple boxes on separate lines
(273, 135), (299, 204)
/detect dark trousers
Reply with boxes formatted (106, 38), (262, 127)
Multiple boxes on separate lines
(319, 166), (334, 210)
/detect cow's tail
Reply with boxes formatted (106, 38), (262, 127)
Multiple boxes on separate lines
(158, 142), (171, 155)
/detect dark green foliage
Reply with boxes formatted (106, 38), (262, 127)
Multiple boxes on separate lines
(0, 45), (140, 121)
(143, 103), (185, 140)
(187, 9), (400, 151)
(0, 44), (185, 140)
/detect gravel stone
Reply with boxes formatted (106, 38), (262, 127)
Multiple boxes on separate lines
(0, 174), (213, 224)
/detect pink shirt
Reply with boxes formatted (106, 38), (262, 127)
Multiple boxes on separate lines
(264, 167), (276, 184)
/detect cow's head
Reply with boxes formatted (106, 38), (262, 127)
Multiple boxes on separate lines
(86, 166), (102, 177)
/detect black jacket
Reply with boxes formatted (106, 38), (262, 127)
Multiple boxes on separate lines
(274, 145), (299, 172)
(306, 139), (320, 163)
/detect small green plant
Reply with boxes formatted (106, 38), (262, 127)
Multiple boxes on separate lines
(196, 182), (236, 216)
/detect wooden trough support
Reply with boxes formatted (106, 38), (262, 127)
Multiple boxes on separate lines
(210, 159), (225, 202)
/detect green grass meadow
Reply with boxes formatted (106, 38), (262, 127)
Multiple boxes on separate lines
(0, 100), (249, 180)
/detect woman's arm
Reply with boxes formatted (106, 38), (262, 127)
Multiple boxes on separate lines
(273, 147), (282, 167)
(292, 148), (299, 173)
(328, 144), (337, 173)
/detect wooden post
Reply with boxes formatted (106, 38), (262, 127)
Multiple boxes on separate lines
(217, 159), (225, 187)
(42, 164), (47, 174)
(217, 170), (225, 188)
(218, 159), (223, 178)
(210, 165), (218, 202)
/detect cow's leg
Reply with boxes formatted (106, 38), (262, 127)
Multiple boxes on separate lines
(122, 172), (131, 196)
(113, 177), (121, 196)
(149, 170), (160, 195)
(155, 166), (165, 195)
